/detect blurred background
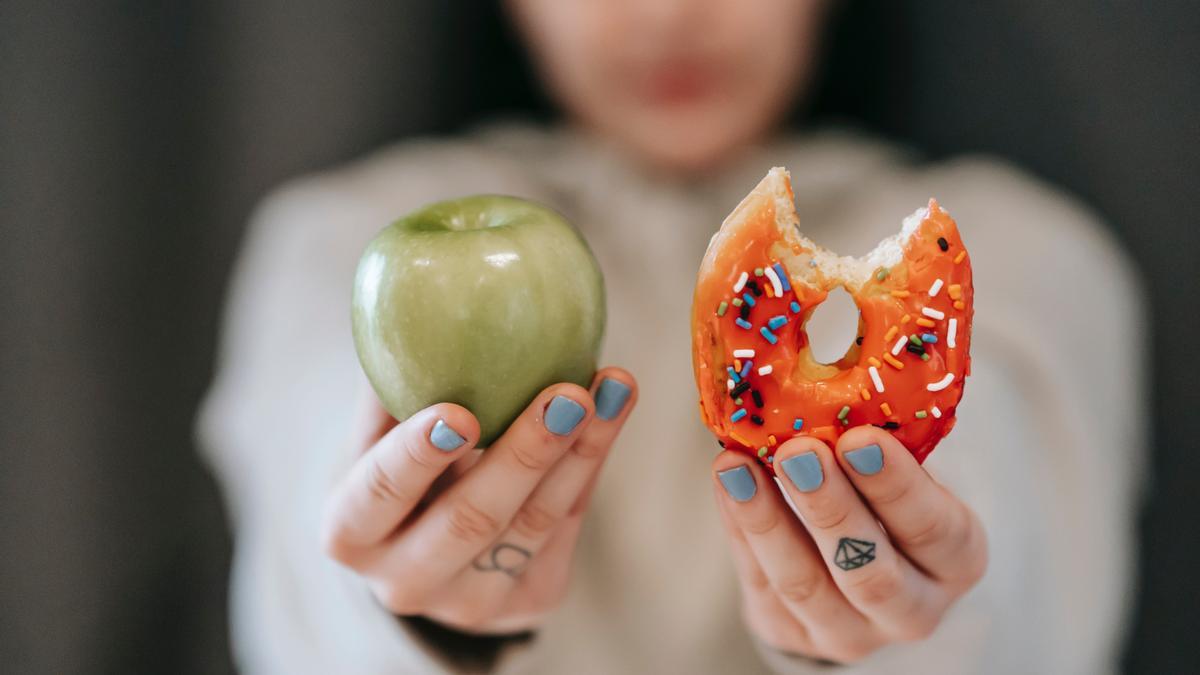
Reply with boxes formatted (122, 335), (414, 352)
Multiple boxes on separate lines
(1, 1), (1197, 673)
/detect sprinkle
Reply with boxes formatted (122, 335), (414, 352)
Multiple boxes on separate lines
(757, 446), (768, 457)
(732, 297), (743, 307)
(884, 326), (899, 341)
(742, 293), (756, 307)
(731, 408), (747, 422)
(937, 237), (949, 252)
(931, 406), (943, 419)
(768, 434), (777, 446)
(906, 343), (927, 356)
(928, 278), (944, 297)
(891, 290), (911, 298)
(789, 301), (801, 314)
(727, 366), (740, 383)
(954, 250), (967, 264)
(734, 397), (743, 405)
(754, 267), (764, 277)
(747, 280), (762, 297)
(880, 402), (893, 416)
(876, 267), (890, 281)
(868, 356), (882, 368)
(772, 264), (791, 291)
(909, 334), (923, 346)
(750, 414), (765, 426)
(733, 271), (749, 293)
(768, 315), (788, 330)
(948, 318), (958, 348)
(868, 365), (885, 393)
(716, 301), (728, 317)
(901, 314), (911, 324)
(733, 349), (755, 358)
(793, 418), (804, 430)
(883, 353), (905, 369)
(735, 318), (752, 330)
(757, 365), (773, 376)
(763, 265), (784, 297)
(881, 421), (900, 430)
(920, 352), (931, 361)
(948, 284), (962, 300)
(954, 300), (965, 310)
(731, 381), (751, 398)
(740, 360), (753, 379)
(856, 336), (864, 345)
(764, 283), (774, 298)
(730, 431), (751, 447)
(739, 304), (751, 320)
(921, 333), (938, 343)
(927, 373), (955, 391)
(766, 455), (774, 463)
(837, 405), (850, 420)
(841, 418), (850, 426)
(751, 390), (764, 408)
(726, 379), (735, 391)
(891, 336), (908, 356)
(860, 388), (872, 401)
(916, 318), (937, 328)
(922, 307), (945, 320)
(760, 327), (778, 344)
(915, 410), (929, 419)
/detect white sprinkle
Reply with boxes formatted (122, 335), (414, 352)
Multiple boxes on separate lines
(928, 278), (944, 297)
(763, 265), (784, 297)
(727, 379), (735, 391)
(868, 366), (885, 393)
(931, 405), (943, 418)
(948, 318), (958, 348)
(891, 335), (908, 356)
(757, 365), (774, 376)
(927, 373), (955, 391)
(733, 271), (749, 293)
(733, 349), (755, 358)
(922, 307), (946, 320)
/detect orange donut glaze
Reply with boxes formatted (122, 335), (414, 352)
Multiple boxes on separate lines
(691, 169), (973, 465)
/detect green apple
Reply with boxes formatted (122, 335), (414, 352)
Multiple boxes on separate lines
(352, 195), (605, 446)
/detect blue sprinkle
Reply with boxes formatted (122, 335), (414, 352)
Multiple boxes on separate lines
(768, 315), (788, 330)
(921, 333), (938, 343)
(790, 301), (801, 314)
(735, 318), (752, 330)
(742, 293), (756, 307)
(727, 366), (740, 383)
(740, 360), (753, 379)
(793, 418), (804, 431)
(760, 327), (778, 344)
(731, 408), (748, 422)
(772, 263), (791, 291)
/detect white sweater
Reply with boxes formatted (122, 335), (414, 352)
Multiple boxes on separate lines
(197, 124), (1146, 674)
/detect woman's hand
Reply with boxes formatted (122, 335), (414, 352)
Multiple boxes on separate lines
(712, 426), (988, 664)
(322, 368), (636, 634)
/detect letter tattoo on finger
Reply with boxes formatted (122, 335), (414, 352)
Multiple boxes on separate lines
(472, 543), (532, 578)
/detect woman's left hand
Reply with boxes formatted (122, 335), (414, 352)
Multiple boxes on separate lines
(711, 426), (988, 664)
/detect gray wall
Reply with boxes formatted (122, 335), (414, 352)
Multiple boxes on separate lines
(2, 1), (1196, 673)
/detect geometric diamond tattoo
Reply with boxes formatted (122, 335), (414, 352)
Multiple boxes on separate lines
(833, 537), (877, 571)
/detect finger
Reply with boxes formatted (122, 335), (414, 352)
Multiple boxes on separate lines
(712, 452), (875, 656)
(323, 403), (480, 558)
(772, 437), (946, 640)
(834, 426), (988, 589)
(380, 383), (595, 587)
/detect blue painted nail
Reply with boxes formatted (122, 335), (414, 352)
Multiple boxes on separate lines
(429, 419), (465, 452)
(845, 444), (884, 475)
(780, 452), (824, 492)
(545, 395), (586, 435)
(593, 378), (631, 421)
(717, 466), (757, 502)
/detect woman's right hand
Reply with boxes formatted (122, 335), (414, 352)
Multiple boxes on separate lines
(321, 368), (637, 635)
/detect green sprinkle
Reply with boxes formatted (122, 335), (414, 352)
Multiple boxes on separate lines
(876, 267), (890, 281)
(754, 267), (764, 277)
(921, 352), (931, 361)
(734, 397), (743, 406)
(909, 334), (922, 346)
(757, 446), (768, 457)
(717, 301), (728, 317)
(732, 297), (744, 307)
(841, 418), (849, 426)
(837, 405), (850, 420)
(915, 410), (928, 419)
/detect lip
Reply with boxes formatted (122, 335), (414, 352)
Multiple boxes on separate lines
(635, 60), (721, 106)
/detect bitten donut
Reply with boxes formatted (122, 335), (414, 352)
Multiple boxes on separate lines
(691, 167), (974, 465)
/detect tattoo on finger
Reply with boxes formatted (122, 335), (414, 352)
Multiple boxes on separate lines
(471, 543), (532, 578)
(833, 537), (876, 571)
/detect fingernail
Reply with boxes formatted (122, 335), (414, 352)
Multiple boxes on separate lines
(429, 419), (465, 452)
(593, 378), (631, 420)
(845, 444), (884, 475)
(717, 466), (757, 502)
(780, 452), (824, 492)
(544, 395), (586, 435)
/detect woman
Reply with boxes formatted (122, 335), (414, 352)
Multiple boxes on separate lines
(198, 1), (1145, 672)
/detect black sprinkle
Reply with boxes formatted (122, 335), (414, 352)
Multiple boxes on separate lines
(883, 421), (901, 430)
(717, 440), (726, 448)
(751, 390), (764, 408)
(855, 336), (864, 346)
(747, 280), (763, 297)
(750, 414), (765, 426)
(730, 381), (751, 398)
(937, 237), (949, 252)
(739, 303), (751, 320)
(906, 343), (926, 355)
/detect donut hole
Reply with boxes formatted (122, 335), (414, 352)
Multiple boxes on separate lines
(804, 286), (861, 366)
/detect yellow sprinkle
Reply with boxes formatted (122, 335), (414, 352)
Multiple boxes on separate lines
(954, 250), (967, 264)
(954, 300), (966, 310)
(730, 432), (752, 448)
(860, 388), (872, 401)
(883, 353), (905, 369)
(868, 356), (882, 368)
(734, 359), (741, 371)
(768, 434), (777, 446)
(764, 284), (774, 298)
(890, 290), (911, 298)
(916, 317), (936, 328)
(880, 402), (893, 416)
(884, 326), (898, 341)
(948, 284), (962, 300)
(901, 314), (911, 324)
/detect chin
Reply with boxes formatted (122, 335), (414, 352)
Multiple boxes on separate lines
(620, 123), (761, 176)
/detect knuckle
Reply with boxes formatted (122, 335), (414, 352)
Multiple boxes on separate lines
(445, 498), (502, 545)
(897, 511), (951, 549)
(374, 582), (423, 615)
(510, 500), (561, 540)
(776, 573), (823, 605)
(824, 641), (875, 665)
(441, 602), (495, 631)
(570, 435), (609, 460)
(846, 563), (904, 606)
(745, 565), (772, 593)
(319, 518), (354, 564)
(742, 511), (782, 537)
(870, 476), (917, 507)
(896, 613), (940, 642)
(806, 499), (853, 532)
(402, 433), (442, 471)
(508, 441), (559, 473)
(365, 457), (413, 506)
